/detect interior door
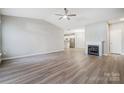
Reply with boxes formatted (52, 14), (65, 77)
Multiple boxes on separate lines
(110, 29), (122, 54)
(70, 38), (75, 48)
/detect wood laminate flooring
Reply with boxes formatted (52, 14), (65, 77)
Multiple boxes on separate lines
(0, 48), (124, 84)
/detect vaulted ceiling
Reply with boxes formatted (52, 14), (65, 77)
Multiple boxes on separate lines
(1, 8), (124, 30)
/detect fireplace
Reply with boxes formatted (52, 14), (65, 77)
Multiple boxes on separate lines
(85, 41), (103, 56)
(88, 45), (99, 56)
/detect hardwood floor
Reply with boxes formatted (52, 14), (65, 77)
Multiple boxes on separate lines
(0, 48), (124, 84)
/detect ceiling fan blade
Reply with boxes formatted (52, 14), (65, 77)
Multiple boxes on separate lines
(64, 8), (68, 14)
(59, 17), (63, 20)
(67, 17), (70, 20)
(68, 14), (76, 16)
(55, 14), (64, 16)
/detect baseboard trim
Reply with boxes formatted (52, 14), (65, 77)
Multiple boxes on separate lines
(2, 49), (64, 61)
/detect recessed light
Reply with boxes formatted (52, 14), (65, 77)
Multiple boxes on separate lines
(120, 18), (124, 21)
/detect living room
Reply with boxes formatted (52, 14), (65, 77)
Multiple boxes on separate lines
(0, 8), (124, 84)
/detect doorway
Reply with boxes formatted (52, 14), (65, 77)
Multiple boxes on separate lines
(64, 30), (85, 49)
(70, 38), (75, 48)
(64, 33), (75, 48)
(109, 23), (122, 54)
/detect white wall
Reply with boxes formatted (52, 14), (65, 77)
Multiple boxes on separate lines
(0, 15), (2, 53)
(122, 23), (124, 53)
(85, 22), (109, 54)
(2, 15), (64, 58)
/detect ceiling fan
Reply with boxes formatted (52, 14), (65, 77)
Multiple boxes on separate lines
(55, 8), (76, 20)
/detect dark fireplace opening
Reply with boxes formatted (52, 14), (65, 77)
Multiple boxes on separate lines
(88, 45), (99, 56)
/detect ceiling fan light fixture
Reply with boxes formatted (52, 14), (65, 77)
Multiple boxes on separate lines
(63, 15), (67, 19)
(55, 8), (76, 20)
